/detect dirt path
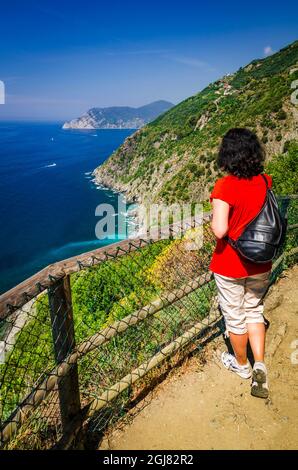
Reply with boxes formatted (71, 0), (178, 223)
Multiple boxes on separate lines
(99, 266), (298, 450)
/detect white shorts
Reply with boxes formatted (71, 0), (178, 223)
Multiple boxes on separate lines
(214, 271), (271, 335)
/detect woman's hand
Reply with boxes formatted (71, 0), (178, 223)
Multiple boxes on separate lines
(211, 198), (229, 239)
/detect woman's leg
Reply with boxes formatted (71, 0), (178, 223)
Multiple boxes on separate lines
(247, 323), (265, 362)
(244, 271), (271, 398)
(214, 274), (252, 378)
(244, 271), (270, 363)
(229, 332), (249, 365)
(214, 274), (249, 364)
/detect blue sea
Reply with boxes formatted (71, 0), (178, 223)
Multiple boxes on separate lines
(0, 122), (135, 294)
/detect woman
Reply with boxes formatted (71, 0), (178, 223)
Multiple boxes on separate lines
(210, 128), (272, 399)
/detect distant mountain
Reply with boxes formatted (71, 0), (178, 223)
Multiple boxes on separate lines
(93, 40), (298, 204)
(62, 100), (174, 129)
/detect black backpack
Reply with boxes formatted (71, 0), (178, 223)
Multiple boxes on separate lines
(225, 174), (287, 263)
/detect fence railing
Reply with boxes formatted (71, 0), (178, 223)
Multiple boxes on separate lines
(0, 197), (297, 450)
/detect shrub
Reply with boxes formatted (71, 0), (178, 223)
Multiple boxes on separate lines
(266, 141), (298, 195)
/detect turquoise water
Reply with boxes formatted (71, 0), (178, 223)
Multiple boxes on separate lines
(0, 122), (135, 294)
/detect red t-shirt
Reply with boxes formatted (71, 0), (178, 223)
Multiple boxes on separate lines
(209, 173), (272, 278)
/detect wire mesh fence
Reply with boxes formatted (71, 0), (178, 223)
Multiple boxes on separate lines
(0, 198), (297, 450)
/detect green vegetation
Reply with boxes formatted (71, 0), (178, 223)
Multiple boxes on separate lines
(71, 241), (169, 339)
(266, 140), (298, 273)
(266, 141), (298, 195)
(0, 240), (165, 419)
(0, 233), (216, 427)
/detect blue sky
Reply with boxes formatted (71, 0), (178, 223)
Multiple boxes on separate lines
(0, 0), (297, 120)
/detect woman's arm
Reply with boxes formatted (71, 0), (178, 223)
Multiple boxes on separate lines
(211, 198), (230, 239)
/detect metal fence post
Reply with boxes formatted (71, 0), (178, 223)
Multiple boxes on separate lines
(48, 275), (81, 434)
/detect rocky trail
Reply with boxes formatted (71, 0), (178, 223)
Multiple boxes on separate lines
(99, 265), (298, 450)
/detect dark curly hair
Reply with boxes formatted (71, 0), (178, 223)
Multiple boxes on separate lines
(217, 128), (265, 178)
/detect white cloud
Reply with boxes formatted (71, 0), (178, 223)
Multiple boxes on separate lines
(264, 46), (274, 57)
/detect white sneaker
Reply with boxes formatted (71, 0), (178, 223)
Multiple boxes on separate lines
(251, 362), (269, 399)
(221, 351), (252, 379)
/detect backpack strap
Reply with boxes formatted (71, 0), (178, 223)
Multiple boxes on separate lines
(261, 173), (268, 189)
(223, 174), (268, 247)
(223, 234), (235, 246)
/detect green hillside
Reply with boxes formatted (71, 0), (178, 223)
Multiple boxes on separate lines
(93, 40), (298, 203)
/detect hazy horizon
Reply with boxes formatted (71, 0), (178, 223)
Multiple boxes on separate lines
(0, 0), (297, 121)
(0, 99), (176, 123)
